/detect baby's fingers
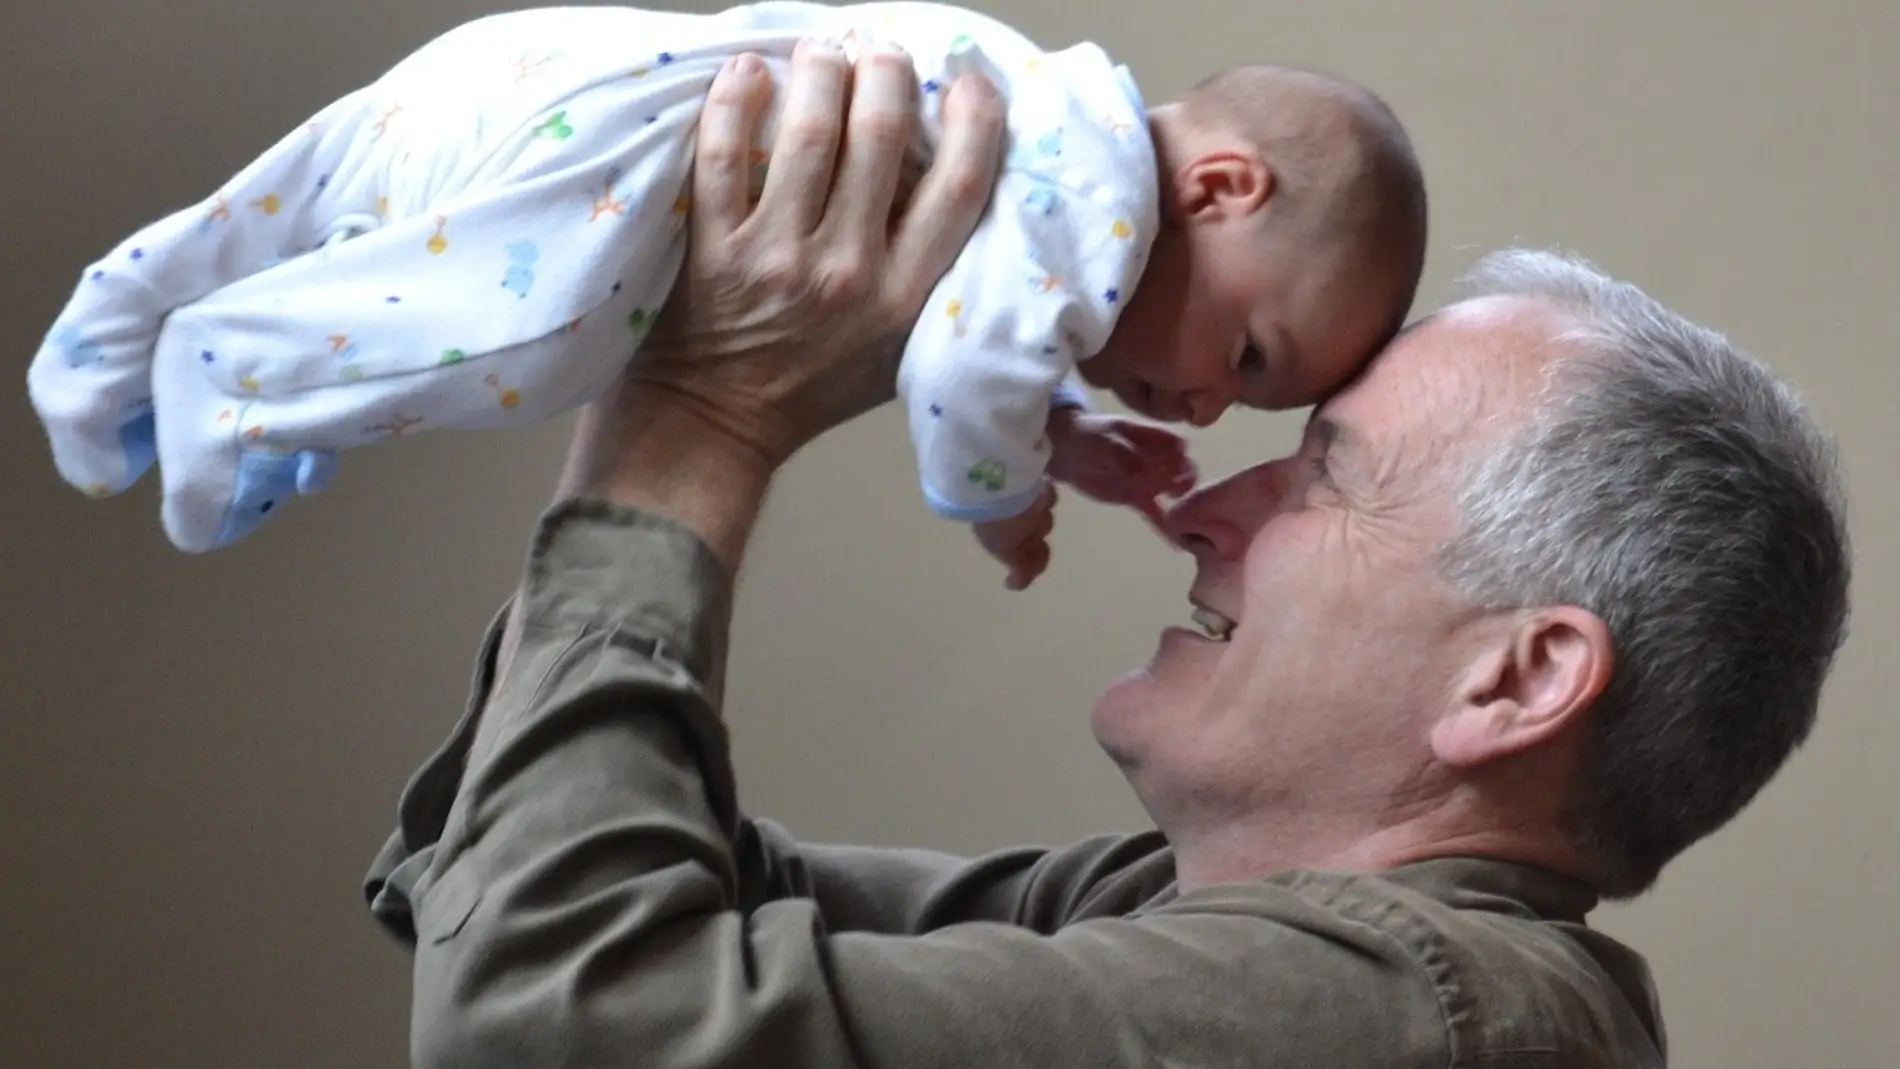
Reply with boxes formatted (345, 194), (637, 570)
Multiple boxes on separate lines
(1005, 537), (1051, 590)
(1130, 431), (1196, 496)
(1163, 452), (1198, 495)
(1128, 495), (1167, 529)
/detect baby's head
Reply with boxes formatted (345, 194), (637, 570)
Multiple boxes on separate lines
(1082, 64), (1428, 425)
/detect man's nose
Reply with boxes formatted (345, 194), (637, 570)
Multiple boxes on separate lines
(1157, 461), (1286, 560)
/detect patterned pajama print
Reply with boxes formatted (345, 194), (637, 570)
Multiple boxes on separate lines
(25, 2), (1158, 551)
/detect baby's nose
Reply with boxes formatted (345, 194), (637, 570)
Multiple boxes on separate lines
(1184, 391), (1231, 427)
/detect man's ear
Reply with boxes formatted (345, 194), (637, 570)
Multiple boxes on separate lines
(1171, 149), (1275, 223)
(1432, 607), (1614, 769)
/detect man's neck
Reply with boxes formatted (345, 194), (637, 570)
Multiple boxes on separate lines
(1166, 795), (1594, 894)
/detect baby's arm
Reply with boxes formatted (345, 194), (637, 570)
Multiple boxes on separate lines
(897, 166), (1152, 587)
(895, 173), (1137, 525)
(1050, 369), (1092, 414)
(1046, 409), (1196, 523)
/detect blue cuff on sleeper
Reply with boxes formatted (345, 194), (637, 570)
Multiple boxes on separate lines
(921, 478), (1047, 524)
(1050, 379), (1091, 412)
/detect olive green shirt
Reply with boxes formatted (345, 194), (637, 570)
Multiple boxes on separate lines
(363, 499), (1667, 1068)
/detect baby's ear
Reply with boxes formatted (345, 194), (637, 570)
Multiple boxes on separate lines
(1173, 149), (1275, 221)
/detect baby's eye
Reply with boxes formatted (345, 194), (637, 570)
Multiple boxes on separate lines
(1233, 341), (1268, 374)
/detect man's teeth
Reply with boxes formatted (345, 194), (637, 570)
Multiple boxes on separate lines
(1190, 607), (1235, 641)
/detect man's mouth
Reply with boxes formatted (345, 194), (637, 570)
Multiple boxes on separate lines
(1190, 606), (1235, 642)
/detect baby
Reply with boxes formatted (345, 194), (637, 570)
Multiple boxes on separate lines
(25, 2), (1427, 587)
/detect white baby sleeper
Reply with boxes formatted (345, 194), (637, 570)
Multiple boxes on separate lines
(26, 3), (1158, 551)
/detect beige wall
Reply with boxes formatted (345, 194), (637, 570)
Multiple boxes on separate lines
(3, 1), (1894, 1066)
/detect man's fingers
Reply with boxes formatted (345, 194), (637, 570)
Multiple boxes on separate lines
(754, 38), (853, 235)
(824, 45), (917, 246)
(887, 70), (1004, 307)
(691, 53), (774, 247)
(1168, 456), (1199, 494)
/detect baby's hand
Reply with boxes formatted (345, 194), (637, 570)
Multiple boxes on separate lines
(1046, 411), (1197, 524)
(973, 482), (1058, 591)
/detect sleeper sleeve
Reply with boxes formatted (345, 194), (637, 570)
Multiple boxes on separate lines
(1050, 368), (1092, 413)
(895, 174), (1143, 524)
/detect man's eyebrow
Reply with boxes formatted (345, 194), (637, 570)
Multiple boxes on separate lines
(1306, 414), (1347, 454)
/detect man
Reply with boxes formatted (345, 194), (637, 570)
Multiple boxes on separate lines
(362, 42), (1852, 1068)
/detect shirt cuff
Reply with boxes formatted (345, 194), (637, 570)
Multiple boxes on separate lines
(921, 477), (1047, 523)
(516, 497), (735, 692)
(362, 496), (737, 946)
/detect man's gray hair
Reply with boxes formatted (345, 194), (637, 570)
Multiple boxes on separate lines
(1436, 247), (1853, 898)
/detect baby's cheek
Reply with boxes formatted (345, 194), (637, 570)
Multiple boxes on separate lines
(1258, 356), (1340, 411)
(1102, 297), (1178, 365)
(1087, 317), (1138, 374)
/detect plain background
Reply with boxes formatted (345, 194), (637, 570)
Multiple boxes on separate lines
(3, 1), (1895, 1066)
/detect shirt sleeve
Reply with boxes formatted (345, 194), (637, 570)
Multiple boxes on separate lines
(362, 501), (1175, 947)
(370, 501), (1454, 1069)
(734, 819), (1175, 936)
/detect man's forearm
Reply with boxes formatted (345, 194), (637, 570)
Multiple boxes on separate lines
(387, 376), (1186, 1069)
(554, 383), (778, 573)
(383, 492), (1189, 1069)
(486, 385), (777, 699)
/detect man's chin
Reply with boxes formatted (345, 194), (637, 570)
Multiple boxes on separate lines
(1089, 667), (1163, 770)
(1092, 626), (1227, 760)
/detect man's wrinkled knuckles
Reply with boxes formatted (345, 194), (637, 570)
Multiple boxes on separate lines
(808, 251), (875, 309)
(695, 138), (754, 187)
(810, 265), (870, 312)
(737, 245), (818, 297)
(778, 111), (849, 162)
(845, 104), (911, 154)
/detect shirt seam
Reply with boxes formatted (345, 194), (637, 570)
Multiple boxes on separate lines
(1296, 873), (1464, 1069)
